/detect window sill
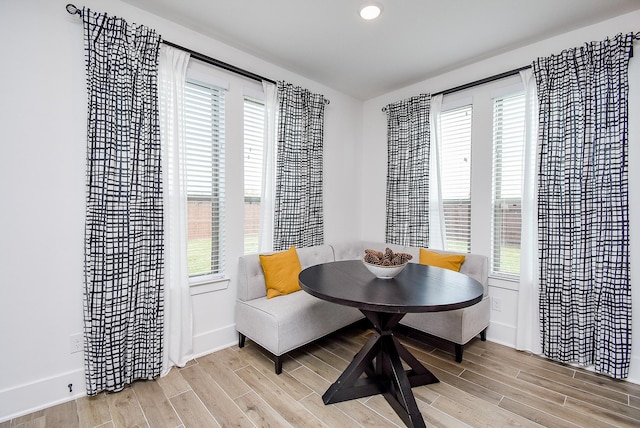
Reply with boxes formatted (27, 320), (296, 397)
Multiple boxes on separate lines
(487, 275), (519, 291)
(189, 276), (230, 296)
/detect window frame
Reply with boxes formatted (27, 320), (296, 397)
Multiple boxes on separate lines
(491, 90), (526, 279)
(175, 60), (267, 291)
(437, 77), (524, 288)
(437, 102), (473, 253)
(184, 63), (228, 285)
(243, 96), (265, 255)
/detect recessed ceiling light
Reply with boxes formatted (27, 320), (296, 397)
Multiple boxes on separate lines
(359, 3), (383, 20)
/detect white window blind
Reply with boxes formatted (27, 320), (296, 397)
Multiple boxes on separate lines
(439, 105), (472, 253)
(491, 93), (525, 277)
(243, 97), (264, 255)
(185, 79), (226, 278)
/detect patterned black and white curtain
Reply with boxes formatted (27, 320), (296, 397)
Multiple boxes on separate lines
(82, 8), (164, 394)
(533, 33), (633, 379)
(384, 94), (431, 247)
(273, 82), (326, 250)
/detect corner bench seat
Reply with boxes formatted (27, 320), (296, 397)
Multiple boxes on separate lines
(236, 242), (489, 373)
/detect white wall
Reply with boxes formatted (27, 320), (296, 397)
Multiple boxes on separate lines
(361, 10), (640, 383)
(0, 0), (362, 421)
(2, 0), (639, 421)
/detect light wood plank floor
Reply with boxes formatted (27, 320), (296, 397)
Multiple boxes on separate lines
(4, 324), (640, 427)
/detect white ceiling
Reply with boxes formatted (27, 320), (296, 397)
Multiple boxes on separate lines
(121, 0), (640, 100)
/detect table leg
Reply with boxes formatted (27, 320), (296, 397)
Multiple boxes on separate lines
(322, 331), (386, 403)
(322, 310), (437, 428)
(393, 336), (439, 386)
(382, 335), (427, 428)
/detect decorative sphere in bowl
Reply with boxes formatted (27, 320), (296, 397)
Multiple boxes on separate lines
(362, 259), (408, 279)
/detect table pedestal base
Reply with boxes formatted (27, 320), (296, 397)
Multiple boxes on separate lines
(322, 310), (437, 428)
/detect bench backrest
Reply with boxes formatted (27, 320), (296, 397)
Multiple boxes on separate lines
(237, 242), (489, 302)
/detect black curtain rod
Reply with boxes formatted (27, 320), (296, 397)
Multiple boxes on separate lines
(382, 65), (531, 112)
(384, 31), (640, 111)
(437, 65), (531, 96)
(160, 40), (277, 86)
(65, 3), (275, 85)
(65, 3), (331, 105)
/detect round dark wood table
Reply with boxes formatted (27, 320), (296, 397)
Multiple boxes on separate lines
(298, 260), (484, 428)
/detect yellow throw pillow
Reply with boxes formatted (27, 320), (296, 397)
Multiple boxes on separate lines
(259, 246), (303, 299)
(419, 248), (465, 272)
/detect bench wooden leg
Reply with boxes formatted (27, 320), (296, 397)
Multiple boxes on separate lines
(455, 344), (463, 363)
(455, 329), (486, 363)
(236, 334), (281, 374)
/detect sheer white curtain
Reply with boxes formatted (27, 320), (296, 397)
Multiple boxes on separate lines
(158, 45), (193, 374)
(428, 94), (447, 250)
(515, 68), (541, 354)
(259, 81), (277, 252)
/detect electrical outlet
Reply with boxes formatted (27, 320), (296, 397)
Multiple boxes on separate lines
(492, 297), (502, 312)
(70, 333), (83, 354)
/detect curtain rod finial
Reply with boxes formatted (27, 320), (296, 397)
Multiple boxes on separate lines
(66, 4), (80, 16)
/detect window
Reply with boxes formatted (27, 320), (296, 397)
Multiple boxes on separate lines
(185, 79), (226, 279)
(439, 105), (472, 253)
(243, 97), (264, 255)
(491, 93), (525, 277)
(428, 76), (526, 283)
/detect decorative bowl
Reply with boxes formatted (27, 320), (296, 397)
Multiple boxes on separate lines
(362, 259), (408, 279)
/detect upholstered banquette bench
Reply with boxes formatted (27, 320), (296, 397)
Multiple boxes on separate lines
(235, 241), (489, 374)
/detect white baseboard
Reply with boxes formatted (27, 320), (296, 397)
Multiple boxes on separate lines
(0, 368), (86, 423)
(485, 321), (640, 386)
(486, 320), (516, 347)
(628, 355), (640, 385)
(192, 323), (237, 358)
(0, 324), (239, 423)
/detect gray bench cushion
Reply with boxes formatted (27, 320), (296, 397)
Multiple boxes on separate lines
(236, 291), (363, 355)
